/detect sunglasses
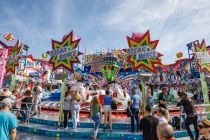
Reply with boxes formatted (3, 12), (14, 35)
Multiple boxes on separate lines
(198, 124), (209, 129)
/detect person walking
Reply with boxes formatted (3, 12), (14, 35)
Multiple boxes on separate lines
(63, 90), (72, 130)
(71, 90), (81, 129)
(130, 88), (141, 133)
(90, 96), (102, 140)
(177, 92), (199, 140)
(139, 105), (159, 140)
(103, 90), (113, 132)
(0, 98), (18, 140)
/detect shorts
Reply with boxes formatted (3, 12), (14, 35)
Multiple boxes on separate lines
(104, 105), (112, 113)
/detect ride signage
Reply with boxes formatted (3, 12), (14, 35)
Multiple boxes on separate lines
(123, 30), (162, 74)
(196, 52), (210, 64)
(48, 46), (79, 60)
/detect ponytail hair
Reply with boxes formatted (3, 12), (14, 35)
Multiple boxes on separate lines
(159, 107), (170, 121)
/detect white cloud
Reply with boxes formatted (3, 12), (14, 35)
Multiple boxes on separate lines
(100, 0), (210, 64)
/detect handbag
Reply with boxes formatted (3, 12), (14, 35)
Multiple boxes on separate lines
(111, 100), (117, 110)
(126, 106), (133, 117)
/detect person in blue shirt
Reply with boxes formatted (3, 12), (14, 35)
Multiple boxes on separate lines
(130, 88), (141, 133)
(0, 98), (18, 140)
(103, 90), (113, 132)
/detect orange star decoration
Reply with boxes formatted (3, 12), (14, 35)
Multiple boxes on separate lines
(6, 40), (21, 73)
(194, 39), (210, 73)
(123, 30), (162, 74)
(48, 31), (82, 72)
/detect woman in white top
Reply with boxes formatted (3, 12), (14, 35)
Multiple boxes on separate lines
(63, 90), (72, 129)
(71, 90), (81, 129)
(157, 107), (170, 123)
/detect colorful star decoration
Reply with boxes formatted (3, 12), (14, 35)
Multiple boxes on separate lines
(194, 39), (210, 73)
(6, 40), (21, 73)
(48, 31), (82, 72)
(123, 30), (162, 74)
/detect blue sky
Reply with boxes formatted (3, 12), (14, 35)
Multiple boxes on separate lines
(0, 0), (210, 64)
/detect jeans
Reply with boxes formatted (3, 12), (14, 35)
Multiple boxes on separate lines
(130, 108), (139, 131)
(72, 109), (80, 129)
(92, 113), (101, 138)
(63, 110), (70, 128)
(19, 107), (28, 121)
(185, 115), (199, 139)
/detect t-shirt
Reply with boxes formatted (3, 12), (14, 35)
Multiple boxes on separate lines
(139, 115), (159, 140)
(63, 95), (71, 110)
(103, 95), (112, 105)
(158, 93), (167, 109)
(72, 100), (80, 110)
(21, 97), (33, 109)
(0, 111), (18, 140)
(159, 116), (168, 123)
(177, 98), (195, 116)
(90, 103), (100, 115)
(131, 94), (141, 109)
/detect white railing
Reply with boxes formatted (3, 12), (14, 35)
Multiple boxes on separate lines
(0, 101), (42, 124)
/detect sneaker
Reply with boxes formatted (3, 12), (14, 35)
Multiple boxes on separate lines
(64, 127), (68, 130)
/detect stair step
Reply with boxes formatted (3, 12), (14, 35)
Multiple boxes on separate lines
(18, 123), (142, 140)
(29, 117), (131, 130)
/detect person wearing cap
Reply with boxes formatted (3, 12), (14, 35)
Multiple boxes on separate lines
(0, 98), (17, 140)
(177, 92), (199, 140)
(157, 123), (176, 140)
(198, 118), (210, 140)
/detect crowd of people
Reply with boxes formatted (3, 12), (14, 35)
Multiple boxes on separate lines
(0, 81), (210, 140)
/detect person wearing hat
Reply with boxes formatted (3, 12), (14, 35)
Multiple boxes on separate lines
(0, 98), (17, 140)
(177, 92), (199, 140)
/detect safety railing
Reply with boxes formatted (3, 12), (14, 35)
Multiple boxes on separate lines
(0, 101), (42, 124)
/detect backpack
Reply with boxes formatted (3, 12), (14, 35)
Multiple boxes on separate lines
(111, 100), (117, 110)
(171, 116), (180, 130)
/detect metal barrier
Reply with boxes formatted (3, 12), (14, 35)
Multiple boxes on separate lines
(0, 100), (42, 124)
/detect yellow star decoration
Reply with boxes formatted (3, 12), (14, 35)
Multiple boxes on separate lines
(49, 31), (82, 72)
(194, 39), (210, 73)
(6, 40), (21, 73)
(124, 30), (162, 74)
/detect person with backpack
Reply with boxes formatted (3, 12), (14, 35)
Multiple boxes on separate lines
(177, 92), (199, 140)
